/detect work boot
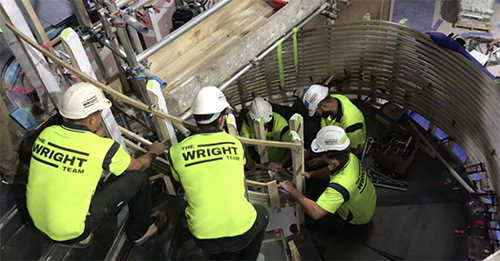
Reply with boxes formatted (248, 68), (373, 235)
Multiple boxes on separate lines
(133, 211), (168, 246)
(55, 233), (93, 249)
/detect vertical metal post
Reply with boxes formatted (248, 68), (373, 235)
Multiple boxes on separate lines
(70, 0), (109, 80)
(105, 0), (164, 141)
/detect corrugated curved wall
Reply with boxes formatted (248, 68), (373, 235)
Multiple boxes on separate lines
(223, 20), (500, 193)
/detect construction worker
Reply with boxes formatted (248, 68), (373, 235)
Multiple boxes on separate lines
(26, 82), (167, 248)
(240, 97), (292, 172)
(169, 86), (269, 260)
(0, 87), (29, 185)
(302, 84), (366, 158)
(280, 126), (376, 232)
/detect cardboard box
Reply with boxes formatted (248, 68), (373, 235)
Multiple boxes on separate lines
(374, 124), (420, 175)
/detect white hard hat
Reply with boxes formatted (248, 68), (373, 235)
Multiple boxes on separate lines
(302, 84), (329, 117)
(249, 97), (273, 123)
(311, 126), (350, 153)
(192, 86), (230, 124)
(59, 82), (112, 119)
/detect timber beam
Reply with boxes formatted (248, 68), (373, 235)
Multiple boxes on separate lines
(159, 0), (327, 116)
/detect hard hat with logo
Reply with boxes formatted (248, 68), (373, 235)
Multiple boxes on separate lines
(192, 86), (231, 124)
(249, 97), (273, 123)
(302, 84), (329, 117)
(59, 82), (112, 119)
(311, 126), (350, 154)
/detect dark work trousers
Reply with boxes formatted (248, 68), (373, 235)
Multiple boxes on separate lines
(56, 170), (153, 244)
(304, 178), (371, 235)
(193, 204), (269, 260)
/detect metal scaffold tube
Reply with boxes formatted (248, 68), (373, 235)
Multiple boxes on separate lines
(98, 36), (128, 59)
(179, 2), (328, 120)
(136, 0), (233, 63)
(70, 0), (108, 79)
(105, 0), (165, 141)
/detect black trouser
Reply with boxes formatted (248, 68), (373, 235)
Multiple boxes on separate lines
(304, 178), (370, 234)
(57, 170), (153, 244)
(193, 204), (269, 260)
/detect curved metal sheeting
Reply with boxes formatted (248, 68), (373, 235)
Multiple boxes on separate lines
(222, 21), (500, 193)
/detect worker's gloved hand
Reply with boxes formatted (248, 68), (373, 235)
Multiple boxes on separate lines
(302, 171), (312, 179)
(268, 162), (283, 172)
(279, 180), (296, 192)
(246, 158), (257, 171)
(307, 157), (324, 169)
(149, 141), (166, 156)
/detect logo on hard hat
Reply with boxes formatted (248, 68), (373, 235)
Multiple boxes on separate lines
(325, 138), (339, 145)
(309, 94), (317, 105)
(82, 95), (98, 109)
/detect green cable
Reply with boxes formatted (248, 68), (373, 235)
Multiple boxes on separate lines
(277, 40), (285, 89)
(292, 27), (299, 74)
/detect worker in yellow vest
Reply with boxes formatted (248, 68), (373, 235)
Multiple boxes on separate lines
(26, 82), (167, 248)
(280, 126), (376, 232)
(169, 86), (269, 260)
(302, 84), (366, 157)
(240, 97), (292, 172)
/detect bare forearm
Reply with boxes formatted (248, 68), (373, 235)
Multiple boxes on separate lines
(136, 152), (157, 171)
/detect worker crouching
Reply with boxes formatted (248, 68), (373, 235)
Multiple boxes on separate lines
(280, 126), (377, 233)
(169, 86), (269, 260)
(26, 82), (167, 248)
(240, 97), (292, 172)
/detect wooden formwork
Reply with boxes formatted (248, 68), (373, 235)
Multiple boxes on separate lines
(227, 113), (306, 229)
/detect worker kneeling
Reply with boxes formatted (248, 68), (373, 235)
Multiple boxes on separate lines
(240, 97), (292, 172)
(169, 87), (269, 260)
(26, 83), (167, 248)
(280, 126), (377, 232)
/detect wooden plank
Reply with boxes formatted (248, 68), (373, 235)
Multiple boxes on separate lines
(149, 173), (177, 196)
(159, 0), (326, 116)
(155, 0), (273, 89)
(237, 136), (302, 149)
(453, 22), (492, 32)
(289, 113), (305, 230)
(20, 0), (56, 55)
(147, 90), (172, 146)
(148, 0), (260, 73)
(254, 118), (269, 163)
(266, 181), (281, 213)
(4, 21), (198, 131)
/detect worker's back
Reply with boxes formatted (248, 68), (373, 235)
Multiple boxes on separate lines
(27, 122), (130, 241)
(169, 130), (256, 240)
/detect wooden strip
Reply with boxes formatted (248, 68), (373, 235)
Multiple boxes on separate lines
(149, 0), (259, 73)
(147, 91), (172, 146)
(289, 113), (305, 231)
(155, 1), (273, 88)
(267, 181), (281, 213)
(453, 22), (492, 32)
(149, 173), (177, 196)
(254, 119), (269, 163)
(4, 21), (198, 131)
(20, 0), (56, 55)
(237, 136), (302, 149)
